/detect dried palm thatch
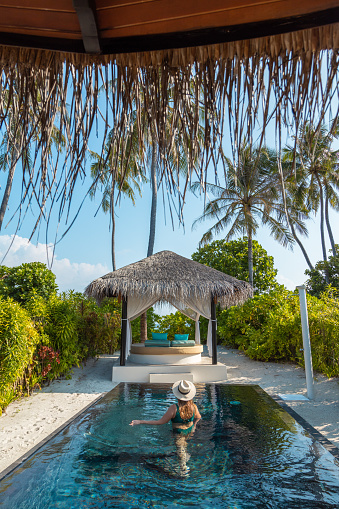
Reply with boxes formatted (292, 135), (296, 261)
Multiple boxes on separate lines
(0, 23), (339, 236)
(85, 250), (253, 308)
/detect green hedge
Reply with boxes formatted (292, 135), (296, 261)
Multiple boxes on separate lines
(0, 292), (121, 414)
(218, 287), (339, 378)
(0, 297), (40, 414)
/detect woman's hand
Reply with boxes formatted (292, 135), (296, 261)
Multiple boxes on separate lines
(129, 420), (141, 426)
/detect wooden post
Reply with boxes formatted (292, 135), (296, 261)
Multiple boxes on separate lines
(211, 296), (217, 365)
(120, 295), (128, 366)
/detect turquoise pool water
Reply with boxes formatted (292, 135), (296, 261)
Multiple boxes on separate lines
(0, 384), (338, 508)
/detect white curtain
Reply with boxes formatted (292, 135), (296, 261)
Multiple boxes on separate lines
(167, 296), (214, 356)
(124, 294), (159, 359)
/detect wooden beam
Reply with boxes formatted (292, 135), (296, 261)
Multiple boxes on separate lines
(73, 0), (101, 54)
(120, 296), (128, 366)
(211, 296), (217, 365)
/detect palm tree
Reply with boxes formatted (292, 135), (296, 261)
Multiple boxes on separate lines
(139, 78), (204, 340)
(193, 144), (293, 288)
(89, 128), (145, 271)
(283, 122), (339, 262)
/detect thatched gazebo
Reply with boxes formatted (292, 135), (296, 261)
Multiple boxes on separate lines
(85, 250), (252, 366)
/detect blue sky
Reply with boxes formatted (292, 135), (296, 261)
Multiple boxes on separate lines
(0, 152), (336, 299)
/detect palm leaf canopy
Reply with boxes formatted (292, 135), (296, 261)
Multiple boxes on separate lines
(0, 2), (338, 240)
(85, 250), (252, 308)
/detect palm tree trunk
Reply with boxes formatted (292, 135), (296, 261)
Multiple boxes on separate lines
(316, 177), (327, 263)
(0, 162), (16, 231)
(289, 220), (314, 271)
(316, 177), (329, 283)
(247, 230), (254, 289)
(110, 188), (116, 271)
(147, 136), (158, 257)
(141, 132), (158, 343)
(324, 188), (337, 256)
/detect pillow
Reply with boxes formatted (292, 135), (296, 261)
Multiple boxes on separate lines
(145, 340), (169, 347)
(174, 334), (189, 341)
(171, 340), (196, 346)
(151, 332), (168, 341)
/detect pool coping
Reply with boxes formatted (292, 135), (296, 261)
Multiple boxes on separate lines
(1, 383), (338, 482)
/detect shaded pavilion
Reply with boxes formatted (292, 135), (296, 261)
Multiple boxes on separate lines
(0, 2), (338, 239)
(85, 250), (252, 366)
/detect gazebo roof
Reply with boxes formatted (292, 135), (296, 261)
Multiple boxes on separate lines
(0, 1), (338, 56)
(85, 250), (253, 308)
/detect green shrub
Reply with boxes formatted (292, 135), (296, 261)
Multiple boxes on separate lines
(0, 262), (58, 304)
(218, 287), (339, 377)
(0, 297), (39, 414)
(155, 311), (196, 341)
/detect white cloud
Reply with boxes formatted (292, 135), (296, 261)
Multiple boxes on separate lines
(0, 235), (109, 293)
(277, 274), (298, 291)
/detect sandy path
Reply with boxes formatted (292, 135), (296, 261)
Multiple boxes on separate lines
(1, 347), (338, 475)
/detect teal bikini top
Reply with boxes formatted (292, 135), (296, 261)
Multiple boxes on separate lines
(171, 403), (195, 424)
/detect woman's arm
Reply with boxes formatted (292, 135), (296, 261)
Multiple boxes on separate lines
(194, 404), (202, 420)
(129, 404), (176, 426)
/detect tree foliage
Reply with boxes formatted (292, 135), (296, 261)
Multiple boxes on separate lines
(192, 238), (278, 294)
(218, 286), (339, 378)
(0, 262), (58, 304)
(305, 246), (339, 297)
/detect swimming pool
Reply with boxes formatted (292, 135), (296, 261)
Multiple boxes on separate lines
(0, 384), (338, 508)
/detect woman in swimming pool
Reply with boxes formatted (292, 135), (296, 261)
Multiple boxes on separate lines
(129, 380), (201, 473)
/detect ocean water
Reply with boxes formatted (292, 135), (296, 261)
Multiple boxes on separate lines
(0, 383), (338, 508)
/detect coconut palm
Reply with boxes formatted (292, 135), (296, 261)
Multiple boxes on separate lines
(283, 122), (339, 262)
(89, 127), (145, 271)
(193, 144), (293, 288)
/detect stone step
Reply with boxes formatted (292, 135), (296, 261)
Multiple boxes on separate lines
(149, 373), (194, 383)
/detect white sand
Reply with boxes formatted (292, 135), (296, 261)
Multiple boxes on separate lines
(1, 347), (338, 475)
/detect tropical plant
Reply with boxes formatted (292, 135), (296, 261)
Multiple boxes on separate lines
(89, 126), (145, 271)
(218, 286), (339, 378)
(0, 296), (39, 413)
(139, 77), (205, 340)
(283, 121), (339, 266)
(0, 262), (58, 304)
(305, 246), (339, 297)
(192, 238), (278, 294)
(192, 144), (292, 288)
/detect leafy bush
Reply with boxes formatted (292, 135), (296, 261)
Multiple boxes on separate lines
(154, 311), (196, 341)
(0, 262), (58, 304)
(0, 297), (39, 414)
(192, 238), (278, 293)
(76, 295), (121, 356)
(218, 287), (339, 377)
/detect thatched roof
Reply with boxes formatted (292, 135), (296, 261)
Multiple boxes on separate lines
(85, 250), (253, 308)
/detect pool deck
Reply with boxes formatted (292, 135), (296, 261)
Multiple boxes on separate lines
(1, 346), (338, 476)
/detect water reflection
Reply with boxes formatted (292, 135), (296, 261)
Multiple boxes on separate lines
(0, 384), (338, 509)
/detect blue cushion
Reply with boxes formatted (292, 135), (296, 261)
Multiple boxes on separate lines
(174, 334), (189, 341)
(145, 340), (169, 347)
(171, 340), (196, 347)
(151, 332), (168, 341)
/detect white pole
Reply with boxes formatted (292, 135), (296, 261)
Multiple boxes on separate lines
(296, 285), (315, 400)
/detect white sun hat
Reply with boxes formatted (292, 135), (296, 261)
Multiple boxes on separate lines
(172, 380), (196, 401)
